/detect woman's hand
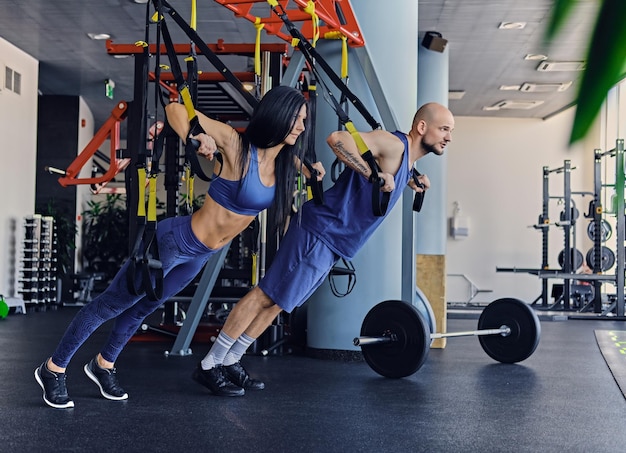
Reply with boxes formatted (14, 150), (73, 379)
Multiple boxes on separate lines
(191, 133), (218, 160)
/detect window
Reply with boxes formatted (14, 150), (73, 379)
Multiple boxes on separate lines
(4, 66), (21, 94)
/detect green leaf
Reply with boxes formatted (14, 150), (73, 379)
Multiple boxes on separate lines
(544, 0), (577, 43)
(570, 0), (626, 143)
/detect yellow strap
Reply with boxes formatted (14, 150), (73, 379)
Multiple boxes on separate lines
(254, 18), (265, 77)
(148, 175), (158, 221)
(340, 35), (348, 79)
(251, 253), (258, 286)
(179, 86), (196, 121)
(137, 168), (147, 217)
(344, 122), (370, 154)
(303, 1), (319, 46)
(188, 174), (195, 204)
(267, 0), (278, 7)
(190, 0), (197, 30)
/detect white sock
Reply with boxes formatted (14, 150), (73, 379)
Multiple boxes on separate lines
(223, 333), (256, 367)
(200, 331), (235, 370)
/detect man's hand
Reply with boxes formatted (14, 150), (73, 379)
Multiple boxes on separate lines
(378, 172), (395, 192)
(408, 173), (430, 192)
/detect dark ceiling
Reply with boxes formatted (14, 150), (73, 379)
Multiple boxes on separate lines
(0, 0), (599, 132)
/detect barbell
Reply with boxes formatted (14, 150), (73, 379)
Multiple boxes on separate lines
(353, 297), (541, 378)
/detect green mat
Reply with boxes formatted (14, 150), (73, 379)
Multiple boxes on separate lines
(595, 330), (626, 399)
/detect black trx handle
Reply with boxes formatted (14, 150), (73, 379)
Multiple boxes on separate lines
(411, 168), (426, 212)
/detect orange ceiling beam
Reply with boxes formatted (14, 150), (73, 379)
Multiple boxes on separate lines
(213, 0), (365, 47)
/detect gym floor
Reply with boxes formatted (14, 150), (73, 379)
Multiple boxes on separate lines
(1, 304), (625, 453)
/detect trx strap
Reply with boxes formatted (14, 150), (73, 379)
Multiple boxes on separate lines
(126, 1), (164, 300)
(157, 0), (322, 204)
(156, 6), (223, 182)
(267, 0), (388, 215)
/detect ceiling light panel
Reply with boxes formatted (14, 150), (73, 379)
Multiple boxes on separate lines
(536, 61), (586, 72)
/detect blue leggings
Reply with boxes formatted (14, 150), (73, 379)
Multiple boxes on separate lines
(51, 216), (217, 368)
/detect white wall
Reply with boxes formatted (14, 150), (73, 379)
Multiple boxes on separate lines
(0, 37), (38, 297)
(445, 107), (604, 304)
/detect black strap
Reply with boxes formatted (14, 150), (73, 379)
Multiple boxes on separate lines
(269, 3), (381, 131)
(127, 2), (164, 300)
(328, 257), (356, 297)
(360, 150), (389, 216)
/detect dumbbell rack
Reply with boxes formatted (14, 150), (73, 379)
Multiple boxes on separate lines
(17, 215), (58, 307)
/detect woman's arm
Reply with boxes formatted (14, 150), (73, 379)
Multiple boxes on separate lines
(165, 103), (240, 159)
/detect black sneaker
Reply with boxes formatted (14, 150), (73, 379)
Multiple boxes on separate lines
(223, 362), (265, 390)
(83, 357), (129, 401)
(34, 360), (74, 409)
(192, 364), (245, 397)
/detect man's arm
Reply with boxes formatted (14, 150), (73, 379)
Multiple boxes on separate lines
(326, 130), (402, 191)
(326, 130), (375, 179)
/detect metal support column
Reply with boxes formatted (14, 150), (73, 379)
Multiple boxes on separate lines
(562, 160), (572, 310)
(166, 244), (230, 356)
(615, 139), (625, 316)
(592, 149), (603, 312)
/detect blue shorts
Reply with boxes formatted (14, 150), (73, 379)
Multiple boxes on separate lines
(258, 223), (339, 313)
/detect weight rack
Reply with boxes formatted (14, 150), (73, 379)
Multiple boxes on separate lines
(17, 214), (58, 307)
(497, 139), (626, 317)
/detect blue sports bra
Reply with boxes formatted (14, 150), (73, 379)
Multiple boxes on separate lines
(207, 146), (275, 216)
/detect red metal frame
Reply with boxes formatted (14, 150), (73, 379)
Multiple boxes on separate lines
(56, 101), (130, 189)
(213, 0), (365, 47)
(106, 39), (288, 56)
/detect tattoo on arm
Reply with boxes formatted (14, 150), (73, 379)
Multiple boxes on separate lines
(331, 140), (370, 177)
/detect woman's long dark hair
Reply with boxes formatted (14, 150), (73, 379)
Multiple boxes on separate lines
(238, 85), (311, 231)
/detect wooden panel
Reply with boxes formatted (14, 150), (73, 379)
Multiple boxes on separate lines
(416, 254), (447, 348)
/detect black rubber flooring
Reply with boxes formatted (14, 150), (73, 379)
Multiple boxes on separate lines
(1, 305), (625, 453)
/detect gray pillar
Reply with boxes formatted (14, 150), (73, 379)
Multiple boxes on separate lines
(306, 0), (418, 353)
(415, 36), (449, 254)
(414, 33), (450, 344)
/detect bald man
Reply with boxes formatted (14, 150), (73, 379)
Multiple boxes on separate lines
(193, 103), (455, 396)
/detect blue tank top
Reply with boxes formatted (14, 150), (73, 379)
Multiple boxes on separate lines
(207, 146), (275, 216)
(300, 131), (411, 259)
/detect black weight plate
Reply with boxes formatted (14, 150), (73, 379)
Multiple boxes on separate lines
(558, 248), (583, 270)
(585, 246), (616, 271)
(360, 300), (430, 378)
(477, 298), (541, 363)
(586, 219), (612, 243)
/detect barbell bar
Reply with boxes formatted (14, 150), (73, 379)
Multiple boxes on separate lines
(354, 325), (511, 346)
(355, 297), (541, 379)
